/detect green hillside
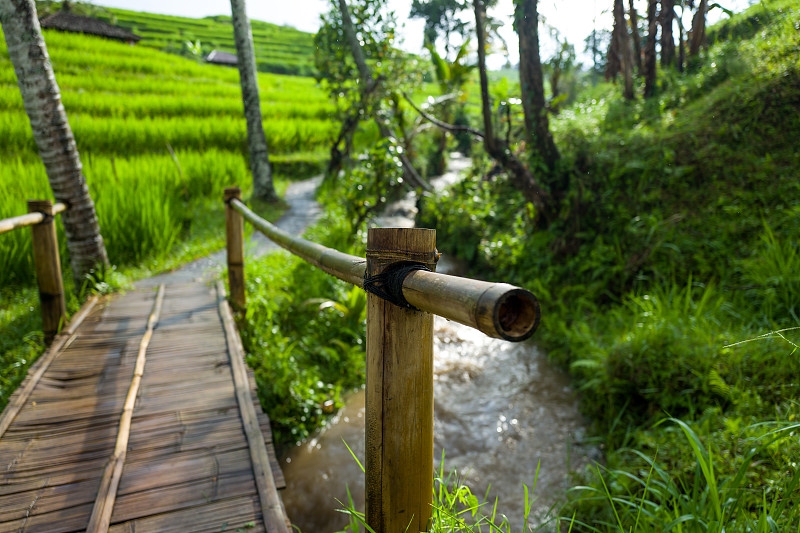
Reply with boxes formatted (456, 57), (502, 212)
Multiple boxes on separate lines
(102, 8), (316, 77)
(0, 26), (336, 404)
(36, 2), (317, 76)
(420, 0), (800, 526)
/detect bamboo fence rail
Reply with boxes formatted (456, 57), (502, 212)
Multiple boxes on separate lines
(0, 202), (66, 235)
(227, 194), (540, 341)
(0, 200), (69, 342)
(224, 187), (542, 533)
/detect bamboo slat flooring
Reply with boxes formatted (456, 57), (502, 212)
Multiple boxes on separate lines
(0, 282), (288, 533)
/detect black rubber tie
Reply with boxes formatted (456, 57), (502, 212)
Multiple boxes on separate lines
(363, 261), (431, 310)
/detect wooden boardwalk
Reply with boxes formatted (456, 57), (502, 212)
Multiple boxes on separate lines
(0, 282), (289, 532)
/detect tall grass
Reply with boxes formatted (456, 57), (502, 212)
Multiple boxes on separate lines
(565, 418), (800, 531)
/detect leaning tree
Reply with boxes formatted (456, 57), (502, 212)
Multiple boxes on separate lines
(230, 0), (278, 202)
(0, 0), (108, 284)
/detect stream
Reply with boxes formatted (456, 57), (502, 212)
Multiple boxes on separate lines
(279, 155), (600, 532)
(136, 161), (599, 531)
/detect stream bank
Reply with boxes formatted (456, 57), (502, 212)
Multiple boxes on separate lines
(279, 155), (600, 531)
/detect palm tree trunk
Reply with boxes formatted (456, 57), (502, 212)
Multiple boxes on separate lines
(230, 0), (278, 202)
(1, 0), (108, 284)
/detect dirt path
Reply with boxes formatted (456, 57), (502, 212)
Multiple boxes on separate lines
(134, 177), (322, 289)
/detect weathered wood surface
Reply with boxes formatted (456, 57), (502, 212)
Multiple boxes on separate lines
(0, 282), (287, 532)
(366, 228), (436, 533)
(0, 202), (66, 235)
(230, 197), (540, 341)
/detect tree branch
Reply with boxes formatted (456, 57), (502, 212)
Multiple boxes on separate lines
(402, 92), (485, 139)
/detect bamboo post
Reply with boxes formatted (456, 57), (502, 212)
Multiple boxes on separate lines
(28, 200), (66, 344)
(366, 228), (437, 533)
(225, 187), (246, 313)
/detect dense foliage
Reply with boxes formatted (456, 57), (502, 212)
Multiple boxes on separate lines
(418, 0), (800, 528)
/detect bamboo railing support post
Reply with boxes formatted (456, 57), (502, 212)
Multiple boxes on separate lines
(366, 228), (437, 533)
(28, 200), (66, 344)
(225, 187), (246, 313)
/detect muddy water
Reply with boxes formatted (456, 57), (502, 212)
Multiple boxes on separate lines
(281, 317), (599, 532)
(281, 156), (599, 531)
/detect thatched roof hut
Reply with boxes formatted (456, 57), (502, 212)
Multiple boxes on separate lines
(40, 12), (142, 44)
(205, 50), (238, 66)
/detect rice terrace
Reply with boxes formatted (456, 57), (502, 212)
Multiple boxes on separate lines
(1, 0), (799, 531)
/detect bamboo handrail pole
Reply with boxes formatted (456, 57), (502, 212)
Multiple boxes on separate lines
(402, 271), (541, 342)
(228, 198), (540, 341)
(225, 188), (246, 312)
(86, 284), (165, 533)
(0, 202), (66, 235)
(28, 200), (67, 343)
(366, 228), (435, 533)
(230, 198), (366, 287)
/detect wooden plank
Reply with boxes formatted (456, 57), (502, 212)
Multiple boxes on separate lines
(108, 494), (265, 533)
(0, 279), (290, 531)
(0, 295), (99, 438)
(86, 285), (165, 533)
(365, 228), (436, 533)
(216, 281), (290, 532)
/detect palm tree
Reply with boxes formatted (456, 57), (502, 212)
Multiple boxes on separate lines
(229, 0), (278, 203)
(0, 0), (108, 284)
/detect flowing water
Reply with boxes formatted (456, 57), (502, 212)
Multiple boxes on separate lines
(280, 157), (600, 531)
(280, 315), (600, 532)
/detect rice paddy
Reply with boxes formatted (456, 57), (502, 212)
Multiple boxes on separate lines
(92, 7), (318, 77)
(0, 26), (335, 286)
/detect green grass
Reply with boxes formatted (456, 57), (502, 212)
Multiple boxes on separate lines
(35, 2), (318, 77)
(417, 0), (800, 528)
(236, 208), (367, 452)
(0, 25), (334, 410)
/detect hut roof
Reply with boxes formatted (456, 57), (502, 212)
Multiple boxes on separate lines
(205, 50), (238, 66)
(40, 12), (142, 43)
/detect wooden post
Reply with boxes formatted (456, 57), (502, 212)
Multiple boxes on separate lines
(28, 200), (66, 344)
(225, 187), (246, 313)
(366, 228), (437, 533)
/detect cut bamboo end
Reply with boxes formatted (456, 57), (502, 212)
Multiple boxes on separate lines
(476, 285), (540, 342)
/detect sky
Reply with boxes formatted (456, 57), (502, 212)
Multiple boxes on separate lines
(91, 0), (754, 68)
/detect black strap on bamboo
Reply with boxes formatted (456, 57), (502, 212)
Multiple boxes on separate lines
(363, 261), (431, 310)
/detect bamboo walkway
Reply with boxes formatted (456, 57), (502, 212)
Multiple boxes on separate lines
(0, 281), (289, 532)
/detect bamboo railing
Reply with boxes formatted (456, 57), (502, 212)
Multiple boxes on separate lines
(224, 187), (541, 533)
(0, 200), (68, 342)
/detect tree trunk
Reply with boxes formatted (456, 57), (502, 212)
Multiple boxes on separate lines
(336, 0), (429, 190)
(474, 0), (552, 222)
(644, 0), (658, 97)
(1, 0), (108, 284)
(230, 0), (277, 202)
(628, 0), (643, 74)
(689, 0), (707, 56)
(678, 11), (686, 72)
(474, 0), (496, 154)
(609, 0), (634, 99)
(513, 0), (559, 173)
(660, 0), (675, 67)
(605, 8), (621, 82)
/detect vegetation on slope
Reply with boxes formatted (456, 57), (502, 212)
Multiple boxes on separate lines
(0, 27), (335, 409)
(418, 0), (800, 527)
(35, 1), (318, 77)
